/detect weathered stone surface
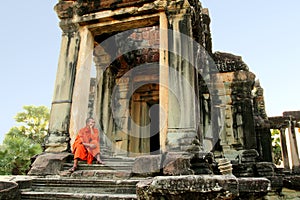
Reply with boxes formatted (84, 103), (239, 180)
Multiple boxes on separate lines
(75, 0), (154, 16)
(238, 177), (270, 199)
(240, 149), (259, 163)
(54, 0), (75, 19)
(136, 175), (239, 200)
(162, 152), (193, 175)
(0, 176), (33, 191)
(132, 155), (161, 176)
(213, 51), (249, 72)
(28, 152), (72, 176)
(136, 175), (271, 199)
(0, 181), (20, 200)
(283, 175), (300, 190)
(232, 163), (255, 177)
(256, 162), (276, 177)
(238, 177), (270, 193)
(218, 158), (233, 175)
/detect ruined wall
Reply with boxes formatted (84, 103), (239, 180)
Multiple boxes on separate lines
(210, 52), (256, 157)
(201, 51), (272, 162)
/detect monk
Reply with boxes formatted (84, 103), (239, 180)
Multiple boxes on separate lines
(69, 117), (103, 172)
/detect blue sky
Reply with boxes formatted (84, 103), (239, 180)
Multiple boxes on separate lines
(0, 1), (299, 143)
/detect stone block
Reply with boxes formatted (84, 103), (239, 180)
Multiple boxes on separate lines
(163, 152), (193, 175)
(132, 155), (162, 176)
(136, 175), (239, 200)
(28, 152), (72, 176)
(0, 181), (20, 200)
(238, 177), (270, 194)
(283, 175), (300, 190)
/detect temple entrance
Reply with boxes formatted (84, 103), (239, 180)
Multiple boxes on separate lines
(87, 26), (161, 157)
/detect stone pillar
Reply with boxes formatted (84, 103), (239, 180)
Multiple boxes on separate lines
(280, 127), (290, 169)
(287, 120), (300, 171)
(166, 7), (197, 151)
(69, 27), (94, 148)
(45, 23), (81, 152)
(93, 46), (113, 150)
(159, 12), (169, 153)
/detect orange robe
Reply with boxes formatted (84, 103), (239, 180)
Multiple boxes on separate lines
(72, 126), (100, 164)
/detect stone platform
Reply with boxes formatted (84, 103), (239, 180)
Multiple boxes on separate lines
(1, 154), (300, 199)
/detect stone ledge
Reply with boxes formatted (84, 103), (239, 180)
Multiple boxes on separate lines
(136, 175), (271, 199)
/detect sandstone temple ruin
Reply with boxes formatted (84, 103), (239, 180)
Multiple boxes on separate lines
(2, 0), (299, 199)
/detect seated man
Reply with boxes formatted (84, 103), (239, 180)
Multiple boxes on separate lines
(69, 117), (103, 172)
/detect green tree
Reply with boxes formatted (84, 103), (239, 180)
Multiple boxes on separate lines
(271, 129), (282, 165)
(10, 105), (49, 144)
(0, 105), (49, 175)
(0, 135), (42, 175)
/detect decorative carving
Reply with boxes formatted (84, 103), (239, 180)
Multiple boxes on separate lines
(213, 51), (249, 72)
(218, 158), (233, 175)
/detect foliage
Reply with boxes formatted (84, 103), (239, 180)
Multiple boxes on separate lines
(271, 129), (282, 165)
(0, 105), (49, 175)
(0, 135), (42, 175)
(11, 105), (50, 144)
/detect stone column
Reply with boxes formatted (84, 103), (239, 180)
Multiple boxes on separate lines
(69, 27), (94, 148)
(45, 23), (81, 152)
(280, 127), (290, 170)
(93, 46), (114, 154)
(287, 120), (300, 171)
(166, 8), (197, 151)
(159, 12), (169, 153)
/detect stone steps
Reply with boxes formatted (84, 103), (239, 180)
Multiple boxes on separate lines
(21, 192), (137, 200)
(62, 162), (134, 171)
(62, 156), (135, 171)
(62, 169), (132, 179)
(21, 156), (139, 199)
(31, 178), (138, 193)
(21, 178), (139, 200)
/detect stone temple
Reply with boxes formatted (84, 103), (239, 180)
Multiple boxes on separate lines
(1, 0), (300, 199)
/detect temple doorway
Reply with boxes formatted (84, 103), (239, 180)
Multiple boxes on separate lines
(129, 83), (160, 156)
(149, 102), (160, 154)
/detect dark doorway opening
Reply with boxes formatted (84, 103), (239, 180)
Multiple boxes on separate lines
(149, 103), (160, 154)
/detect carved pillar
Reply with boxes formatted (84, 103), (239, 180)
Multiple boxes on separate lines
(45, 24), (80, 152)
(166, 6), (197, 152)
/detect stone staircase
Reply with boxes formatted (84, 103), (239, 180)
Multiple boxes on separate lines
(21, 157), (142, 200)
